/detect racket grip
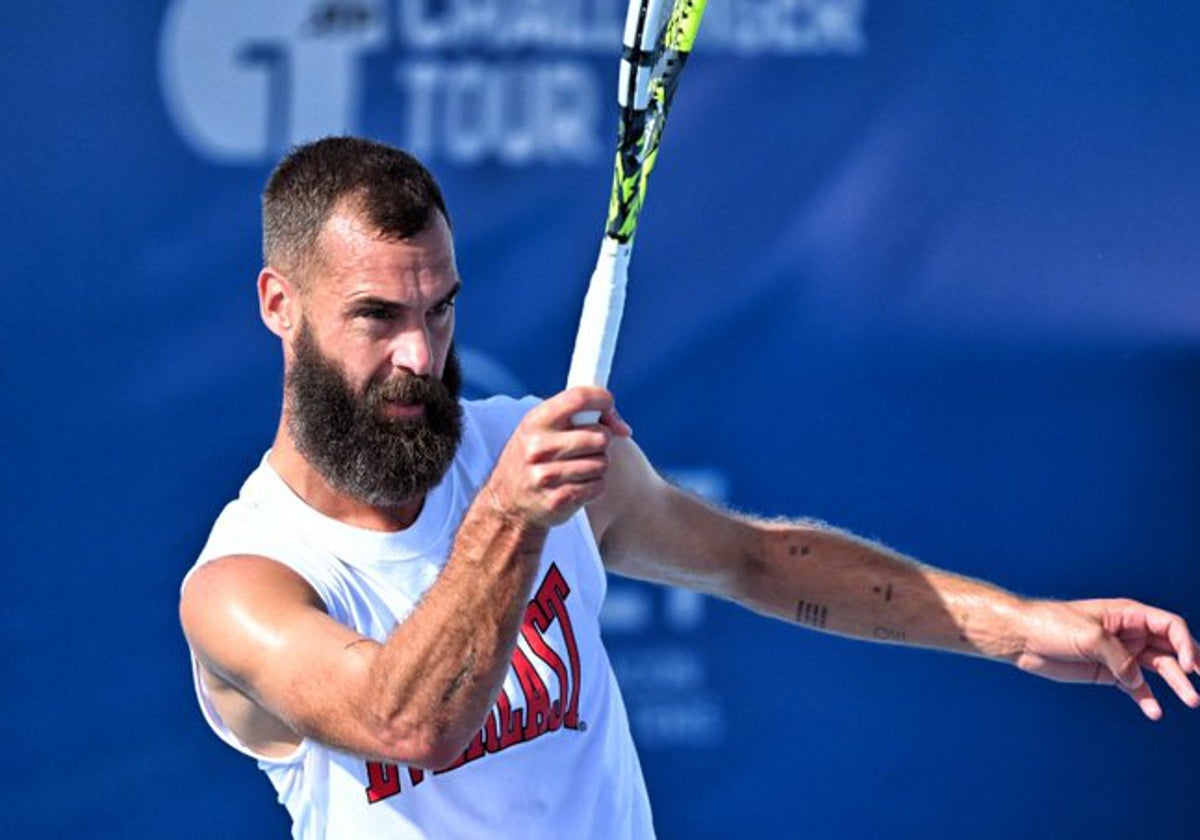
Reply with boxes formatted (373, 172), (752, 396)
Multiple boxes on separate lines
(566, 237), (632, 424)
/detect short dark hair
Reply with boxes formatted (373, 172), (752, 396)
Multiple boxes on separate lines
(262, 136), (449, 278)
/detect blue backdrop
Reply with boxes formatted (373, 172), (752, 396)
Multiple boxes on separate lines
(4, 2), (1198, 837)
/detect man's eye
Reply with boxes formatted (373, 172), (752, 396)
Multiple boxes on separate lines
(361, 308), (393, 320)
(430, 299), (456, 317)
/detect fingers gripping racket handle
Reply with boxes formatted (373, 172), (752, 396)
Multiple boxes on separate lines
(567, 237), (632, 424)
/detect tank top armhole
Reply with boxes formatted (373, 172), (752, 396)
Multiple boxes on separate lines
(568, 509), (608, 604)
(188, 651), (311, 767)
(184, 552), (343, 769)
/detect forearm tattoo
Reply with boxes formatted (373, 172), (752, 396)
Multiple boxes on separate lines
(795, 600), (829, 628)
(442, 652), (476, 703)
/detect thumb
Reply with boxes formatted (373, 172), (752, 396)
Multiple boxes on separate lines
(1093, 632), (1143, 691)
(601, 403), (632, 438)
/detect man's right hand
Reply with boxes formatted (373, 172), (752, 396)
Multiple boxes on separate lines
(484, 387), (632, 530)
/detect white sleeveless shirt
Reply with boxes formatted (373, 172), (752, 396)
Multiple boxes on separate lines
(184, 396), (654, 839)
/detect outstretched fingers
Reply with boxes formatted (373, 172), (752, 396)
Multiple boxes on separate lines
(1082, 641), (1163, 721)
(1113, 603), (1200, 713)
(1146, 611), (1200, 674)
(1017, 599), (1200, 720)
(1121, 681), (1164, 722)
(1139, 647), (1200, 710)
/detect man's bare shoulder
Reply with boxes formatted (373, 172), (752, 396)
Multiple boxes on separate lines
(180, 555), (348, 758)
(180, 554), (330, 688)
(183, 554), (324, 620)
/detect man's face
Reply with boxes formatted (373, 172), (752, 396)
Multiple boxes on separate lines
(286, 320), (462, 507)
(283, 208), (465, 507)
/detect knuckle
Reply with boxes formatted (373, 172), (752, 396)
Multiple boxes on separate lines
(523, 433), (546, 462)
(528, 464), (550, 490)
(561, 387), (588, 410)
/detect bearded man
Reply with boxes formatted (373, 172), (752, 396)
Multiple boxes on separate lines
(181, 136), (1200, 839)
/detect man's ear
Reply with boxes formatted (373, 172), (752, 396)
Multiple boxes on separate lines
(259, 266), (297, 339)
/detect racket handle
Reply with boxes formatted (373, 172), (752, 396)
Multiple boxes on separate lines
(566, 237), (632, 424)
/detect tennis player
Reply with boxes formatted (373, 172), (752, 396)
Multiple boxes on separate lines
(180, 137), (1199, 839)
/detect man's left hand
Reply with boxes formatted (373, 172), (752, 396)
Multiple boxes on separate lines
(1014, 598), (1200, 720)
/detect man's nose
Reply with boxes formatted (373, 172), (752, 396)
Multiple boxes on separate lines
(390, 326), (433, 377)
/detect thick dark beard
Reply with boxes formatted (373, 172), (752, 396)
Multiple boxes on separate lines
(285, 321), (464, 509)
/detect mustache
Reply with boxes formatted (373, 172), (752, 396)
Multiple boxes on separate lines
(367, 372), (453, 409)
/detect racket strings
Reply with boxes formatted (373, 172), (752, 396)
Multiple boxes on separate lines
(567, 0), (709, 391)
(605, 0), (709, 242)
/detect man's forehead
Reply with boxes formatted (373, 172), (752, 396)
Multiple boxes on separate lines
(312, 209), (456, 279)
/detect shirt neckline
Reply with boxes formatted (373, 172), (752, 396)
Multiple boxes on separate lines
(251, 453), (457, 564)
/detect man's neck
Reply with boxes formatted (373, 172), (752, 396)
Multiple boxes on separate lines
(267, 422), (425, 532)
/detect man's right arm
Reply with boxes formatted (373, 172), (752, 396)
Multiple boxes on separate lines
(180, 388), (629, 768)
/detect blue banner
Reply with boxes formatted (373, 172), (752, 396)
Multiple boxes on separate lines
(4, 2), (1198, 837)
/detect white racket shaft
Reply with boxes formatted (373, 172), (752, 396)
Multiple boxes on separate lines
(566, 236), (632, 424)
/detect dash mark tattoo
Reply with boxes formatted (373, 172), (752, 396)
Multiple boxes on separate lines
(795, 600), (829, 628)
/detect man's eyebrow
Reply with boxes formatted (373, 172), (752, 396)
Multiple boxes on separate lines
(436, 281), (463, 306)
(347, 282), (461, 313)
(346, 296), (402, 314)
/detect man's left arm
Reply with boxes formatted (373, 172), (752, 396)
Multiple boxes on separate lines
(587, 437), (1200, 720)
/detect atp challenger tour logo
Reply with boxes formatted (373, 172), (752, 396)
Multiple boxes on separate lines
(365, 563), (582, 802)
(158, 0), (867, 166)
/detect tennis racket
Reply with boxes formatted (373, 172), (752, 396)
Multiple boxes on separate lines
(566, 0), (708, 422)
